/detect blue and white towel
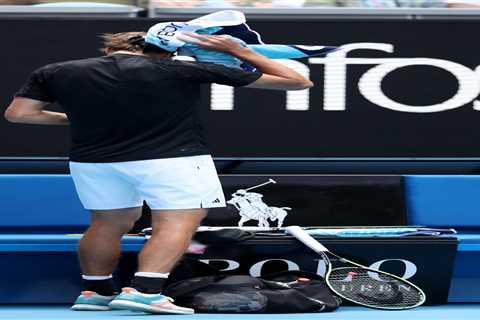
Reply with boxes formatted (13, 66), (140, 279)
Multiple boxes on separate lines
(145, 10), (337, 70)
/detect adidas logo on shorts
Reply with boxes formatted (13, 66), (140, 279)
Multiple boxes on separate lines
(212, 198), (221, 204)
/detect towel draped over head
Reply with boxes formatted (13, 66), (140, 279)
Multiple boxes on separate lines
(146, 10), (338, 71)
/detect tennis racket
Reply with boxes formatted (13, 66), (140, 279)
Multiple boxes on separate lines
(285, 225), (426, 310)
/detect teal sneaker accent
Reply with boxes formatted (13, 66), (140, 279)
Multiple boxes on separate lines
(71, 291), (116, 311)
(109, 287), (194, 314)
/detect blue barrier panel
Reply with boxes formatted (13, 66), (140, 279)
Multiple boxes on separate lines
(0, 175), (89, 227)
(0, 174), (406, 228)
(405, 175), (480, 227)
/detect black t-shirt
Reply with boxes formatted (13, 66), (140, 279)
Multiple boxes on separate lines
(15, 54), (261, 162)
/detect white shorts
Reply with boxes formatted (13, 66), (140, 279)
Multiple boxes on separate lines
(69, 155), (226, 210)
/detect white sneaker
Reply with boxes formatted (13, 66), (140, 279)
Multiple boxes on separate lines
(109, 287), (194, 315)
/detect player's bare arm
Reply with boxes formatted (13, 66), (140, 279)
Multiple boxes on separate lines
(178, 32), (314, 91)
(4, 97), (69, 125)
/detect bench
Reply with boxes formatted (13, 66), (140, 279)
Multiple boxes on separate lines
(0, 174), (479, 303)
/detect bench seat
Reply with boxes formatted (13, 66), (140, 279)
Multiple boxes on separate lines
(0, 232), (477, 303)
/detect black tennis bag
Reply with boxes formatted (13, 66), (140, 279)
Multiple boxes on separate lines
(164, 270), (342, 313)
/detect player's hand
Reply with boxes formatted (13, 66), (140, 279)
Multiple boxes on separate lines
(177, 32), (248, 54)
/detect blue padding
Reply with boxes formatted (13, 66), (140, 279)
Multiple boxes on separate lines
(0, 233), (477, 251)
(405, 175), (480, 227)
(0, 175), (89, 227)
(0, 234), (145, 252)
(455, 233), (480, 251)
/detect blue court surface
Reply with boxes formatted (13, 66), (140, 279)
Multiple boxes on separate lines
(0, 305), (478, 320)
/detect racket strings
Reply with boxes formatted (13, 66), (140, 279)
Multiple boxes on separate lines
(327, 268), (424, 308)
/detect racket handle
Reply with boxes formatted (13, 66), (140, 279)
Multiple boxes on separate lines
(285, 226), (328, 253)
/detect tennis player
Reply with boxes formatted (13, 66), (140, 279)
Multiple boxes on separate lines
(4, 32), (312, 314)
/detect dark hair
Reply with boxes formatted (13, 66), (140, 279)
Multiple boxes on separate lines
(100, 32), (146, 52)
(100, 32), (172, 55)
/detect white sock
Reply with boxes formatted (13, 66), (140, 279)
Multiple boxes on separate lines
(134, 272), (169, 278)
(82, 274), (113, 280)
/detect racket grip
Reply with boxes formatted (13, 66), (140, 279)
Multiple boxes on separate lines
(285, 226), (329, 253)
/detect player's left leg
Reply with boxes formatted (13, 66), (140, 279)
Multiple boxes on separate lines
(78, 207), (142, 275)
(72, 207), (142, 311)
